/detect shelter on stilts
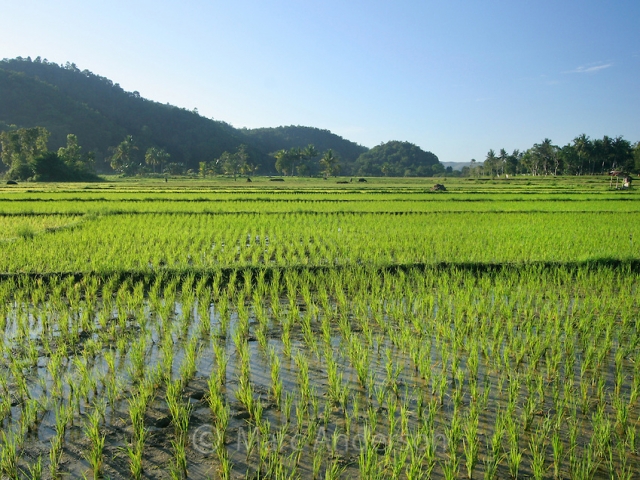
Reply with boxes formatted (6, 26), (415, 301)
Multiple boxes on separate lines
(609, 171), (632, 189)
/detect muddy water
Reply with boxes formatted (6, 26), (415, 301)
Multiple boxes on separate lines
(0, 274), (639, 479)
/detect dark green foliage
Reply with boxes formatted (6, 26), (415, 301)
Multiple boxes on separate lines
(30, 151), (101, 182)
(354, 141), (441, 177)
(3, 58), (456, 177)
(30, 151), (69, 180)
(240, 126), (367, 174)
(0, 126), (100, 181)
(1, 126), (50, 180)
(1, 59), (370, 175)
(0, 58), (260, 173)
(6, 162), (34, 181)
(0, 68), (124, 169)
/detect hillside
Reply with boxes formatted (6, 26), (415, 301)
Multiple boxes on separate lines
(0, 58), (261, 172)
(354, 141), (441, 177)
(0, 57), (446, 177)
(0, 58), (369, 175)
(0, 68), (128, 167)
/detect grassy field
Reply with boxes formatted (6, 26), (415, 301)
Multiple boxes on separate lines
(0, 176), (639, 479)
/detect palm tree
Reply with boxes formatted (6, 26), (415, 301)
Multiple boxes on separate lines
(273, 149), (292, 176)
(294, 144), (318, 176)
(573, 134), (591, 175)
(109, 135), (137, 173)
(531, 139), (557, 175)
(288, 147), (303, 176)
(320, 149), (339, 177)
(145, 147), (170, 173)
(498, 148), (508, 176)
(484, 149), (497, 177)
(303, 144), (318, 159)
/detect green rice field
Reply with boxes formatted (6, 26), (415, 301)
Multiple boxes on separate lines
(0, 176), (639, 479)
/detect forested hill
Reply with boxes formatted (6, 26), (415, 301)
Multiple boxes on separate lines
(0, 57), (369, 174)
(0, 58), (259, 172)
(0, 68), (126, 162)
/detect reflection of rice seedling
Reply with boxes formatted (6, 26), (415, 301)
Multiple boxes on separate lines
(3, 186), (640, 479)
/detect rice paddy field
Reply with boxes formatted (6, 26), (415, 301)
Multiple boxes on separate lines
(1, 176), (639, 479)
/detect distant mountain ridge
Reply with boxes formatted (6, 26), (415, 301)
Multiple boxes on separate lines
(441, 161), (482, 171)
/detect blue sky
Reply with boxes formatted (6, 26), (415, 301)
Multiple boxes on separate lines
(3, 0), (639, 162)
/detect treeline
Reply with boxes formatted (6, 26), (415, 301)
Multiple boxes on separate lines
(464, 135), (640, 178)
(240, 126), (368, 171)
(0, 127), (99, 181)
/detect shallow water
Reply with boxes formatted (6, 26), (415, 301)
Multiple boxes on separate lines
(0, 269), (638, 479)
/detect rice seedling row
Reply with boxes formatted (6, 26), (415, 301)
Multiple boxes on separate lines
(0, 211), (639, 274)
(1, 181), (638, 478)
(1, 265), (639, 478)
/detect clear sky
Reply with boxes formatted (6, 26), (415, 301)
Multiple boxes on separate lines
(3, 0), (639, 162)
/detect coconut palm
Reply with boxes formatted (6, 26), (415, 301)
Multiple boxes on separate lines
(484, 149), (498, 177)
(145, 147), (170, 173)
(109, 135), (137, 173)
(320, 149), (340, 177)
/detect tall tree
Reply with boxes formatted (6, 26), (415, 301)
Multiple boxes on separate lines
(591, 136), (614, 174)
(484, 149), (498, 177)
(145, 147), (170, 173)
(288, 147), (303, 176)
(303, 144), (318, 161)
(57, 134), (82, 168)
(109, 135), (137, 174)
(559, 144), (579, 175)
(0, 126), (50, 180)
(57, 133), (95, 174)
(219, 145), (249, 180)
(498, 149), (508, 176)
(320, 149), (340, 177)
(273, 149), (293, 176)
(199, 161), (209, 178)
(532, 138), (558, 175)
(298, 144), (319, 176)
(572, 134), (592, 175)
(610, 136), (634, 172)
(505, 150), (520, 175)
